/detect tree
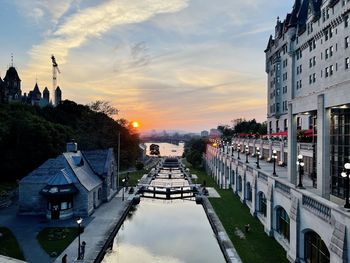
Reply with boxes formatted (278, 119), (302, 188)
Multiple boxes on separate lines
(185, 138), (207, 168)
(87, 100), (119, 117)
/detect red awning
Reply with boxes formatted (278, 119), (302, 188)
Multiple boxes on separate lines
(270, 131), (288, 136)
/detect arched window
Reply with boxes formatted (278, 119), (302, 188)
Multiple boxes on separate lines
(231, 170), (235, 185)
(305, 231), (330, 263)
(258, 192), (267, 217)
(276, 207), (290, 241)
(246, 182), (252, 201)
(238, 176), (242, 192)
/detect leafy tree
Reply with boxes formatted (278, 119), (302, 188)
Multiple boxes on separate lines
(87, 100), (119, 117)
(0, 100), (140, 182)
(185, 138), (207, 168)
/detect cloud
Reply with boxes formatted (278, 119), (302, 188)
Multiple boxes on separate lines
(14, 0), (75, 24)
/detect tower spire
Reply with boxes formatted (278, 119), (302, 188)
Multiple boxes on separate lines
(11, 53), (13, 67)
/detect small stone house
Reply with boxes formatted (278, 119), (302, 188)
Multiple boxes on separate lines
(19, 142), (118, 219)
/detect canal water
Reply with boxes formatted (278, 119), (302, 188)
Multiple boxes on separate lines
(102, 198), (226, 263)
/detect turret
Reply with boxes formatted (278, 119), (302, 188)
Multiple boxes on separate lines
(43, 87), (50, 104)
(55, 86), (62, 106)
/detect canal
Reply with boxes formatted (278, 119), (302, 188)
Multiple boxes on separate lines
(102, 198), (226, 263)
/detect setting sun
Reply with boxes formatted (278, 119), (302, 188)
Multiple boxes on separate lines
(132, 121), (140, 128)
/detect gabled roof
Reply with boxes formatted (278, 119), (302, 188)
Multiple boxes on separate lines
(63, 151), (102, 191)
(21, 151), (103, 192)
(20, 155), (72, 184)
(82, 148), (113, 176)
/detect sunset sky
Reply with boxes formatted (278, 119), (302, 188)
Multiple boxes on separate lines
(0, 0), (293, 132)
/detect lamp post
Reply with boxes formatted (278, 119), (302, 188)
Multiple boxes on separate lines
(122, 178), (126, 201)
(256, 147), (261, 169)
(341, 163), (350, 208)
(272, 150), (277, 176)
(76, 217), (83, 260)
(297, 154), (305, 188)
(245, 145), (249, 164)
(237, 144), (241, 160)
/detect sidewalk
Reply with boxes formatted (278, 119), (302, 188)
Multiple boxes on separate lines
(54, 193), (133, 263)
(0, 192), (133, 263)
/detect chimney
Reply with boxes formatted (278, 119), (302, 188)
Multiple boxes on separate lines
(66, 140), (78, 153)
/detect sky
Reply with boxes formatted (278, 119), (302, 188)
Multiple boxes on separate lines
(0, 0), (294, 133)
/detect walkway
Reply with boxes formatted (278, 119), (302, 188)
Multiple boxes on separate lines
(237, 154), (319, 195)
(54, 193), (132, 263)
(0, 192), (133, 263)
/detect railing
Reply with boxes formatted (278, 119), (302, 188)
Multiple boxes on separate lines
(272, 141), (281, 147)
(302, 195), (331, 222)
(300, 143), (313, 151)
(258, 172), (268, 182)
(275, 181), (291, 196)
(246, 166), (253, 173)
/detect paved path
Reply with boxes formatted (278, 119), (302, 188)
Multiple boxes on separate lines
(238, 154), (318, 194)
(54, 193), (132, 263)
(0, 192), (133, 263)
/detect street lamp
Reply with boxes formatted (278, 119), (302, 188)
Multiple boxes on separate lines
(237, 144), (241, 160)
(341, 163), (350, 209)
(256, 147), (261, 169)
(122, 178), (126, 201)
(297, 154), (305, 188)
(76, 217), (83, 260)
(272, 150), (277, 176)
(245, 145), (249, 164)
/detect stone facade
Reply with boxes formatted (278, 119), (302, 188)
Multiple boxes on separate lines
(205, 144), (350, 262)
(19, 143), (118, 219)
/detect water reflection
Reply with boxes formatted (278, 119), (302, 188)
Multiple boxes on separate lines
(102, 198), (226, 263)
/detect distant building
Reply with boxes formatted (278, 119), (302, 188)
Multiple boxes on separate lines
(209, 128), (221, 137)
(0, 65), (63, 107)
(19, 141), (117, 220)
(55, 86), (62, 105)
(0, 66), (22, 103)
(201, 130), (209, 137)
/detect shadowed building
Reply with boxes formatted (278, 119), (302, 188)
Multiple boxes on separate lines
(19, 141), (118, 219)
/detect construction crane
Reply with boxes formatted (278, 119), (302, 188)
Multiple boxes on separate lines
(51, 55), (61, 105)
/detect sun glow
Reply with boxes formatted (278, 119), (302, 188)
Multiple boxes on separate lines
(132, 121), (140, 128)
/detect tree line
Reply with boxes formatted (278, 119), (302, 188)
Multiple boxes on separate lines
(0, 100), (140, 182)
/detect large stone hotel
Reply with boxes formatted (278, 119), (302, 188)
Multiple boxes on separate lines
(205, 0), (350, 262)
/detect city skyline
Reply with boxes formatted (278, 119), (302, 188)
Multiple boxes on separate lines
(0, 0), (293, 132)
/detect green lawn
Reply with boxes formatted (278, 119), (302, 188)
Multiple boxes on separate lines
(37, 227), (79, 257)
(0, 227), (25, 260)
(119, 169), (149, 187)
(183, 160), (288, 263)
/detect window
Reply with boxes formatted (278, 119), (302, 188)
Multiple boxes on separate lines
(325, 48), (329, 59)
(330, 46), (333, 57)
(330, 65), (334, 76)
(309, 75), (312, 84)
(346, 57), (350, 69)
(276, 207), (290, 241)
(284, 119), (288, 131)
(313, 56), (316, 66)
(258, 192), (267, 217)
(246, 183), (252, 201)
(345, 36), (349, 48)
(305, 231), (330, 263)
(325, 67), (329, 77)
(345, 15), (349, 28)
(283, 86), (288, 94)
(313, 73), (316, 83)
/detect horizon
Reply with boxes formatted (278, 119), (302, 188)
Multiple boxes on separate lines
(0, 0), (293, 132)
